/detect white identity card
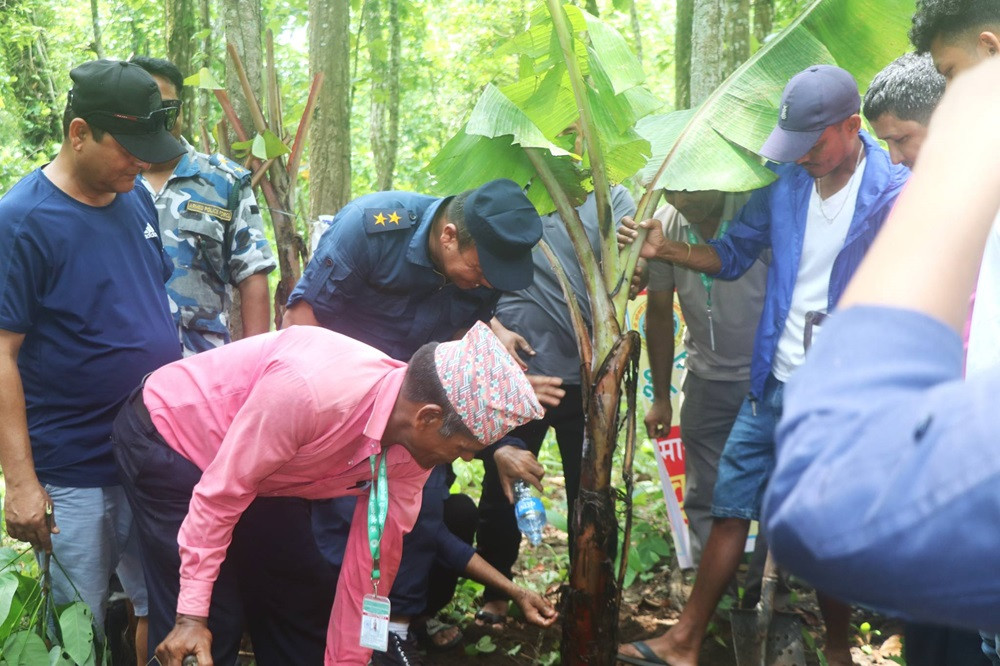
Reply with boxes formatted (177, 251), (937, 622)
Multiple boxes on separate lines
(359, 594), (391, 651)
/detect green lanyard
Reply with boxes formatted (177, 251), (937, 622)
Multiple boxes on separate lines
(367, 454), (388, 595)
(685, 220), (729, 351)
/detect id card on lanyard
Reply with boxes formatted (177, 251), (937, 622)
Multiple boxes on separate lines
(686, 220), (729, 351)
(360, 453), (392, 652)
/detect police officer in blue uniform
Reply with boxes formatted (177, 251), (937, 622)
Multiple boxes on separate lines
(234, 179), (559, 666)
(284, 179), (541, 354)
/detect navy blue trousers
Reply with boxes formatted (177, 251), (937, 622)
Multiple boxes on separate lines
(111, 390), (336, 666)
(312, 464), (477, 617)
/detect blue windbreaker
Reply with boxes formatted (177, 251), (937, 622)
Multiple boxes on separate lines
(709, 130), (910, 398)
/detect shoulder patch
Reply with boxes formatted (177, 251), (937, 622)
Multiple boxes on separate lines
(363, 207), (414, 234)
(208, 153), (252, 183)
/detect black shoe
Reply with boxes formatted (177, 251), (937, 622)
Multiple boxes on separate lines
(370, 631), (424, 666)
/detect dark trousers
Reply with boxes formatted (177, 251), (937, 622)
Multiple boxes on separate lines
(111, 390), (336, 666)
(904, 623), (990, 666)
(313, 466), (479, 618)
(476, 384), (584, 603)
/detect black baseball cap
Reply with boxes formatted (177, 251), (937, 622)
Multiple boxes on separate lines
(69, 60), (184, 163)
(760, 65), (861, 163)
(463, 179), (542, 292)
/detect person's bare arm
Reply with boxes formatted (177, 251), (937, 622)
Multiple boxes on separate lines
(155, 615), (213, 666)
(0, 330), (56, 552)
(237, 273), (271, 337)
(839, 59), (1000, 329)
(489, 318), (532, 371)
(281, 300), (322, 329)
(492, 446), (545, 502)
(644, 290), (676, 438)
(463, 553), (558, 627)
(618, 216), (722, 274)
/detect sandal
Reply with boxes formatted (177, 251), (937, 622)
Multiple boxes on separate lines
(413, 618), (462, 651)
(474, 609), (507, 628)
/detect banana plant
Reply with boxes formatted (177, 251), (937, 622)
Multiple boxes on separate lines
(430, 0), (914, 662)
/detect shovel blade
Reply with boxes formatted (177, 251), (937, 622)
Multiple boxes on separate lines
(730, 609), (805, 666)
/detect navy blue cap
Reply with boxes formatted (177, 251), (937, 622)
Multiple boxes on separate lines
(69, 60), (184, 163)
(464, 179), (542, 292)
(760, 65), (861, 163)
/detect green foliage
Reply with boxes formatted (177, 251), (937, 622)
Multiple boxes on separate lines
(639, 0), (917, 192)
(464, 635), (498, 656)
(0, 549), (103, 666)
(618, 519), (671, 588)
(429, 3), (662, 215)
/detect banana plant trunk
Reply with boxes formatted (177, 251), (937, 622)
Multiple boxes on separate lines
(563, 330), (640, 664)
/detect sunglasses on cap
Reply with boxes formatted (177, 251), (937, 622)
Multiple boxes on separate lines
(69, 91), (180, 134)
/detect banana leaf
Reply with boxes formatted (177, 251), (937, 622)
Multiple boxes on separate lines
(428, 3), (661, 215)
(642, 0), (916, 193)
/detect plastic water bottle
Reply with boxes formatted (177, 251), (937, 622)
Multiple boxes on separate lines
(513, 480), (546, 546)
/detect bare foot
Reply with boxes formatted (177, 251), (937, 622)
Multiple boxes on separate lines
(415, 618), (461, 648)
(475, 600), (508, 628)
(617, 628), (700, 666)
(822, 646), (855, 666)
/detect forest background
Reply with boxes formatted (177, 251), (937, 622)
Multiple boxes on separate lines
(1, 0), (909, 664)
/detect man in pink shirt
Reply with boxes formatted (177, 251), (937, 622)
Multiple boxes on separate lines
(111, 321), (547, 666)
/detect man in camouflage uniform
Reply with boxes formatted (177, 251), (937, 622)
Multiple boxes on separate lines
(133, 56), (275, 355)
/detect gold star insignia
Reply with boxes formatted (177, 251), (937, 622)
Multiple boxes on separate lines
(373, 212), (386, 226)
(388, 211), (401, 225)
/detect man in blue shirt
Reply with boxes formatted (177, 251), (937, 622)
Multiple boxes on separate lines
(764, 56), (1000, 664)
(618, 65), (909, 666)
(862, 51), (988, 666)
(0, 59), (183, 653)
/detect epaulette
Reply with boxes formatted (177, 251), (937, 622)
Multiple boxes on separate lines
(209, 153), (252, 184)
(364, 207), (415, 234)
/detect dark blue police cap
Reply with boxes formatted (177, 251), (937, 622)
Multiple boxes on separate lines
(464, 179), (542, 292)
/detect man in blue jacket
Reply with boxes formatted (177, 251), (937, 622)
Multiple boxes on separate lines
(617, 65), (909, 666)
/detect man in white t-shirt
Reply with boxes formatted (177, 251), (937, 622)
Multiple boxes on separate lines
(617, 65), (910, 666)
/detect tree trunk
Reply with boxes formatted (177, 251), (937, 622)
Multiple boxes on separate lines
(630, 0), (644, 66)
(753, 0), (773, 44)
(365, 0), (400, 191)
(308, 0), (352, 220)
(691, 0), (750, 104)
(562, 332), (640, 665)
(724, 0), (751, 73)
(90, 0), (104, 58)
(675, 0), (693, 108)
(221, 0), (262, 339)
(165, 0), (198, 143)
(222, 0), (262, 141)
(197, 0), (213, 151)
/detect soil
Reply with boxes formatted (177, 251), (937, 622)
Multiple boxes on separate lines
(421, 523), (906, 666)
(423, 556), (906, 665)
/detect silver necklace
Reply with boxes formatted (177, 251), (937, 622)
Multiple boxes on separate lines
(816, 144), (865, 223)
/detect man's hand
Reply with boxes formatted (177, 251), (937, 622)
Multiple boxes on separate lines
(527, 375), (565, 408)
(156, 615), (213, 666)
(629, 259), (648, 300)
(617, 216), (640, 250)
(489, 319), (533, 371)
(618, 216), (669, 261)
(494, 446), (544, 503)
(3, 480), (56, 553)
(644, 398), (673, 440)
(512, 588), (558, 628)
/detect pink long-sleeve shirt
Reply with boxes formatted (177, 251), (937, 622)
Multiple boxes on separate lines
(142, 326), (431, 665)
